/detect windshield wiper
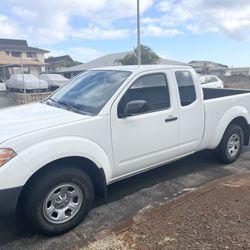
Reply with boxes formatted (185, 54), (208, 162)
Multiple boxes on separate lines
(46, 98), (93, 116)
(56, 101), (93, 116)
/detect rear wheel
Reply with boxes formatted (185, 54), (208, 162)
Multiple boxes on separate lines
(215, 124), (243, 164)
(22, 166), (94, 236)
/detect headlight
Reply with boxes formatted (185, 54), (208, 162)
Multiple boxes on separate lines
(0, 148), (17, 167)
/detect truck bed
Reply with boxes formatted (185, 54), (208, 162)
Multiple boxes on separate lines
(203, 88), (250, 100)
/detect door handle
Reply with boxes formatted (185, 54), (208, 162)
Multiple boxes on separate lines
(165, 116), (178, 122)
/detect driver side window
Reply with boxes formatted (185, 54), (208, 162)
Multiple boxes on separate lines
(118, 73), (170, 117)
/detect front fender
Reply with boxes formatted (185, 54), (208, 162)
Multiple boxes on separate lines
(18, 136), (113, 183)
(208, 106), (250, 149)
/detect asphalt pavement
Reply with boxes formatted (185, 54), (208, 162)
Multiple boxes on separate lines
(0, 148), (250, 250)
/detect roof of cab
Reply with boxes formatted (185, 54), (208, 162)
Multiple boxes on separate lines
(89, 64), (192, 73)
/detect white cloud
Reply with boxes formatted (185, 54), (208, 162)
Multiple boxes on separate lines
(157, 0), (250, 40)
(1, 0), (249, 45)
(0, 15), (19, 37)
(141, 17), (161, 25)
(142, 25), (183, 37)
(48, 47), (105, 63)
(0, 0), (153, 44)
(12, 7), (37, 21)
(70, 26), (130, 40)
(157, 1), (174, 12)
(93, 0), (154, 23)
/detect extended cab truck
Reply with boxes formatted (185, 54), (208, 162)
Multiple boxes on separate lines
(0, 65), (250, 236)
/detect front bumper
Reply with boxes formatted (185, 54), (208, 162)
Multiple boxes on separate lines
(0, 186), (22, 216)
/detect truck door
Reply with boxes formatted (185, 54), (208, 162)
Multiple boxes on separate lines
(173, 70), (204, 155)
(111, 71), (179, 177)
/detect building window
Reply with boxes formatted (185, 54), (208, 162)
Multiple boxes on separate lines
(26, 52), (37, 58)
(11, 51), (22, 57)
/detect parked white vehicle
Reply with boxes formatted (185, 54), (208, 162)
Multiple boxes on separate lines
(0, 82), (6, 91)
(199, 75), (224, 88)
(6, 74), (48, 91)
(0, 65), (250, 236)
(40, 74), (68, 89)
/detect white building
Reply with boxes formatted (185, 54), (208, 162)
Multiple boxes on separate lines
(225, 67), (250, 76)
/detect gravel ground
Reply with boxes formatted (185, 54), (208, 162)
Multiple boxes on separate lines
(83, 174), (250, 250)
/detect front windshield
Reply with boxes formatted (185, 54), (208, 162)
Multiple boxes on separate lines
(48, 70), (131, 115)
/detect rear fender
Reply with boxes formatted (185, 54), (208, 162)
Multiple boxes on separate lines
(208, 106), (250, 149)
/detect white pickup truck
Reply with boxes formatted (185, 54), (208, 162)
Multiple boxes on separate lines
(0, 65), (250, 236)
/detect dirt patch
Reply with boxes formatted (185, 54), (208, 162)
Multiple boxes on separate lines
(225, 83), (250, 89)
(82, 174), (250, 250)
(80, 235), (125, 250)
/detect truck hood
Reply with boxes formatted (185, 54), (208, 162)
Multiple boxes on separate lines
(0, 103), (90, 143)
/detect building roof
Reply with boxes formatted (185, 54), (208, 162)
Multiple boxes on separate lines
(0, 38), (28, 46)
(159, 58), (187, 65)
(45, 55), (74, 64)
(0, 38), (49, 53)
(189, 60), (228, 68)
(60, 51), (187, 73)
(0, 52), (48, 66)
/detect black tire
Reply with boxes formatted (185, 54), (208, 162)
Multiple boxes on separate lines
(215, 124), (244, 164)
(22, 166), (94, 236)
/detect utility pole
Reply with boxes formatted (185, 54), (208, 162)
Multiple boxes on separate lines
(137, 0), (141, 66)
(21, 56), (27, 104)
(3, 65), (6, 81)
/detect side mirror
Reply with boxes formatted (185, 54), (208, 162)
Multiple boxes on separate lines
(199, 77), (206, 84)
(120, 100), (148, 118)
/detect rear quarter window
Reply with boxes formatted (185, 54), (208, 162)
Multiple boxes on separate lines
(175, 71), (196, 106)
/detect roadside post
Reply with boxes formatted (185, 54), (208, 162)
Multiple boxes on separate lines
(137, 0), (141, 66)
(20, 56), (27, 104)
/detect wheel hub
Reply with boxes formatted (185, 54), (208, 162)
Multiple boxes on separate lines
(54, 193), (70, 208)
(227, 134), (240, 157)
(43, 183), (83, 224)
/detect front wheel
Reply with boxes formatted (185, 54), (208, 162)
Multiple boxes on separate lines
(22, 166), (94, 236)
(215, 124), (244, 164)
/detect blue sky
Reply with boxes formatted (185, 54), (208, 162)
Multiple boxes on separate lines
(0, 0), (250, 66)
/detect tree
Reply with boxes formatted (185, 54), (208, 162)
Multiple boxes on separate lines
(116, 54), (137, 65)
(116, 45), (160, 65)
